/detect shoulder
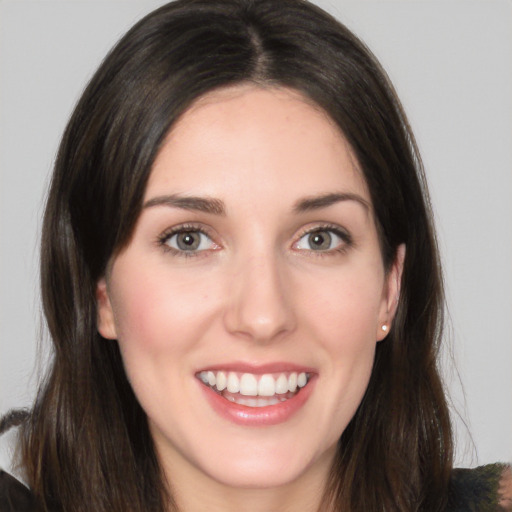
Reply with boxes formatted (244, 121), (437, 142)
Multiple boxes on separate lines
(0, 470), (35, 512)
(447, 463), (512, 512)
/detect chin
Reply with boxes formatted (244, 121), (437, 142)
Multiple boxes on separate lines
(188, 432), (337, 490)
(201, 454), (316, 489)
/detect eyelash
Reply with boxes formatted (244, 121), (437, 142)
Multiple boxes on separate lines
(157, 223), (217, 258)
(294, 224), (353, 256)
(156, 223), (353, 258)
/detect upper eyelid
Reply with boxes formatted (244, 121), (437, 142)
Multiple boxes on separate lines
(158, 223), (214, 239)
(157, 223), (218, 248)
(292, 224), (353, 253)
(157, 224), (219, 258)
(295, 223), (351, 239)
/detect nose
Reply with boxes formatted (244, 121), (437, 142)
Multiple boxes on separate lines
(223, 252), (296, 343)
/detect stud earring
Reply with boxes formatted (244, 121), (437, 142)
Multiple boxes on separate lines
(381, 324), (388, 332)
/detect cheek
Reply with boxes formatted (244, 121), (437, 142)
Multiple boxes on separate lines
(298, 267), (383, 414)
(110, 264), (215, 355)
(301, 267), (384, 346)
(107, 264), (219, 416)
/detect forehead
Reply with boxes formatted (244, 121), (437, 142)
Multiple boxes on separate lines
(146, 85), (370, 205)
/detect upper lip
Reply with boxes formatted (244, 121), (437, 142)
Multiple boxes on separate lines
(195, 361), (317, 375)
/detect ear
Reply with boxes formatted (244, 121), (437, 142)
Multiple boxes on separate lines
(96, 277), (117, 339)
(376, 244), (405, 341)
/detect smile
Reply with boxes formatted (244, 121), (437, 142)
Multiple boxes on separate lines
(197, 371), (310, 407)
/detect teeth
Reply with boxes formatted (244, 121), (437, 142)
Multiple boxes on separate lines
(198, 370), (310, 397)
(288, 372), (297, 392)
(227, 372), (240, 393)
(275, 374), (288, 394)
(216, 371), (227, 391)
(258, 374), (275, 396)
(237, 397), (281, 407)
(240, 373), (258, 396)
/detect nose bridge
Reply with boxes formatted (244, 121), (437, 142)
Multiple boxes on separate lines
(224, 245), (296, 342)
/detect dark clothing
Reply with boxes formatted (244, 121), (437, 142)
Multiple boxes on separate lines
(0, 471), (34, 511)
(448, 464), (511, 512)
(0, 463), (510, 511)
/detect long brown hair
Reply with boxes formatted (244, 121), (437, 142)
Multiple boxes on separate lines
(16, 0), (451, 510)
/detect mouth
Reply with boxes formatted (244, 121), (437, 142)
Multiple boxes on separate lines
(196, 365), (316, 426)
(197, 370), (311, 408)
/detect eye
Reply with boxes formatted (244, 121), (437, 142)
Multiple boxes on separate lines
(294, 227), (350, 253)
(159, 227), (218, 254)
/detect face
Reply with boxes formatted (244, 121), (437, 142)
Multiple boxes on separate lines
(97, 86), (403, 494)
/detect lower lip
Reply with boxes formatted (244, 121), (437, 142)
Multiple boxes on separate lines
(199, 377), (316, 427)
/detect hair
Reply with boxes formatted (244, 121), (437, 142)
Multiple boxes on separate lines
(12, 0), (452, 510)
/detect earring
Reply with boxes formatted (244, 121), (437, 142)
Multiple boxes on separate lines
(381, 324), (388, 332)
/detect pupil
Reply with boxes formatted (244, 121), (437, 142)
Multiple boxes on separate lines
(177, 232), (199, 250)
(309, 231), (331, 250)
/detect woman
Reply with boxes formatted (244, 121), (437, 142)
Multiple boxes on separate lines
(0, 0), (510, 510)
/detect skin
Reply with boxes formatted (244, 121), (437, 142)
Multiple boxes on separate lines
(97, 85), (404, 512)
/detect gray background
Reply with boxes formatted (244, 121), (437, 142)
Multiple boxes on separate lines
(1, 0), (511, 471)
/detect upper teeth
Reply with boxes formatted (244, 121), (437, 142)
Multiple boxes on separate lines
(198, 371), (309, 396)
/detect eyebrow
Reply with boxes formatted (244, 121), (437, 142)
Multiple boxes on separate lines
(143, 191), (370, 216)
(143, 194), (226, 215)
(293, 192), (370, 213)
